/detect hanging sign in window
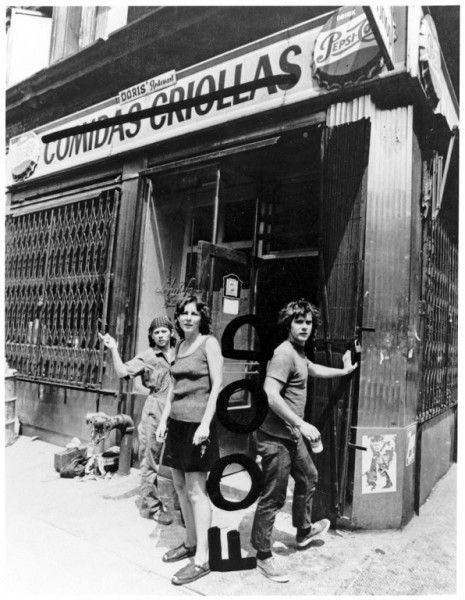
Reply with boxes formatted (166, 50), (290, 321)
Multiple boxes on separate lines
(223, 274), (242, 315)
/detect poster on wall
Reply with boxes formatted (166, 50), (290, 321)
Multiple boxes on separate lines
(362, 434), (397, 494)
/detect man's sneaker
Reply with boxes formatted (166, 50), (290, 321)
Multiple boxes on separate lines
(256, 556), (289, 583)
(296, 518), (331, 548)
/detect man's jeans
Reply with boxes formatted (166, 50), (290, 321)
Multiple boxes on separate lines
(251, 429), (318, 554)
(138, 403), (164, 516)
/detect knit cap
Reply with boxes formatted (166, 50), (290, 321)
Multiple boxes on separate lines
(150, 316), (174, 331)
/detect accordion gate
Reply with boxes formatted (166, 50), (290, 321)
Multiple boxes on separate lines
(418, 214), (458, 422)
(5, 189), (120, 388)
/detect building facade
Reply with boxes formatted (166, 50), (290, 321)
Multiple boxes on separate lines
(5, 6), (458, 530)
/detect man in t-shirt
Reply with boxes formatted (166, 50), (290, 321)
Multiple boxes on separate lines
(251, 299), (358, 583)
(99, 316), (176, 525)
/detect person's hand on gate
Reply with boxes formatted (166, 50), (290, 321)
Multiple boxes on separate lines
(342, 350), (358, 375)
(98, 332), (117, 349)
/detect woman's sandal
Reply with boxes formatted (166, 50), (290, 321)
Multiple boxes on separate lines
(162, 542), (196, 563)
(172, 562), (210, 585)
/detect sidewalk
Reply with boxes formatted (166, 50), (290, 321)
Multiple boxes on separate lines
(4, 435), (458, 597)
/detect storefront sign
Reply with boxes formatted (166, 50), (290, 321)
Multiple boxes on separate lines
(6, 9), (405, 186)
(419, 14), (442, 109)
(312, 6), (384, 90)
(118, 70), (176, 104)
(6, 15), (328, 185)
(363, 6), (396, 70)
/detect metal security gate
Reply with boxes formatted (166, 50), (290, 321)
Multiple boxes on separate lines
(310, 118), (371, 519)
(418, 215), (458, 421)
(5, 189), (120, 388)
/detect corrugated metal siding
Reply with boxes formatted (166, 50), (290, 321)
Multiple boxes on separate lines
(326, 95), (376, 125)
(358, 105), (415, 427)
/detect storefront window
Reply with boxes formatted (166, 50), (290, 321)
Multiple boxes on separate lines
(264, 175), (320, 253)
(222, 199), (255, 243)
(4, 189), (119, 387)
(191, 204), (214, 246)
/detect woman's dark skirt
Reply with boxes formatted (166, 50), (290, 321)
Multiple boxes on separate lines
(162, 418), (220, 472)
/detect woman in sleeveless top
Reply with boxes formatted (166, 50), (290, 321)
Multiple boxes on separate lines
(156, 295), (223, 585)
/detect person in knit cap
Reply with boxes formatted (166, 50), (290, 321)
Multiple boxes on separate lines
(99, 316), (176, 525)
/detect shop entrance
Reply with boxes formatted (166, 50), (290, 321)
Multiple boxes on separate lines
(147, 127), (322, 452)
(192, 129), (322, 344)
(148, 127), (322, 346)
(147, 118), (371, 518)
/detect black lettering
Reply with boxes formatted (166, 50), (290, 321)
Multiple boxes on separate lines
(278, 45), (302, 90)
(87, 122), (95, 149)
(216, 379), (268, 435)
(195, 75), (215, 116)
(249, 54), (277, 101)
(94, 116), (110, 148)
(221, 314), (272, 361)
(150, 92), (168, 130)
(206, 454), (264, 511)
(125, 102), (141, 138)
(107, 109), (125, 145)
(233, 63), (249, 105)
(68, 132), (89, 156)
(217, 69), (232, 110)
(208, 527), (256, 572)
(185, 81), (195, 120)
(43, 143), (55, 165)
(168, 87), (186, 125)
(56, 136), (70, 160)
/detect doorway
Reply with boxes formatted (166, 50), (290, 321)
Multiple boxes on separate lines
(144, 118), (371, 518)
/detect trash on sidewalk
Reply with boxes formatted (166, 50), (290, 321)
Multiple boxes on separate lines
(82, 446), (120, 481)
(54, 436), (121, 480)
(60, 453), (87, 478)
(54, 446), (87, 472)
(55, 442), (89, 478)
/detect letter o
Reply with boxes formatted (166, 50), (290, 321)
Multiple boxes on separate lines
(207, 453), (264, 511)
(56, 137), (70, 161)
(195, 75), (215, 116)
(216, 379), (268, 435)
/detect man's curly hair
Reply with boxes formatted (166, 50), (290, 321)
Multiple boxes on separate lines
(277, 298), (320, 342)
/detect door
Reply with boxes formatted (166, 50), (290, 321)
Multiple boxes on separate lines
(311, 118), (371, 520)
(195, 240), (260, 458)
